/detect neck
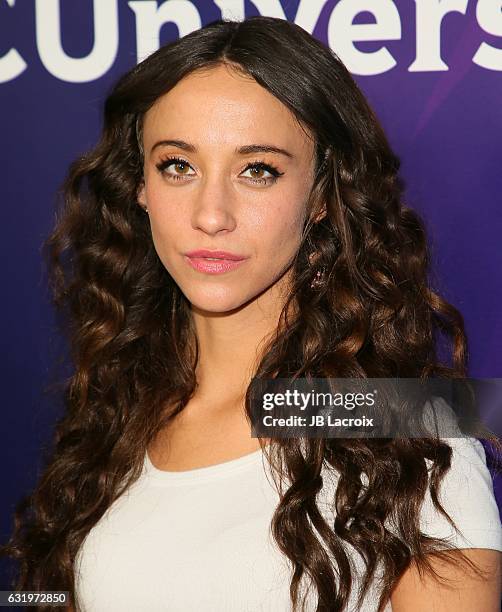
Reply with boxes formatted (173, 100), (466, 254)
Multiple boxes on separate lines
(190, 279), (292, 406)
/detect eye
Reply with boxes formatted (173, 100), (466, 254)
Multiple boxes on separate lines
(241, 161), (284, 185)
(156, 156), (196, 181)
(154, 157), (284, 185)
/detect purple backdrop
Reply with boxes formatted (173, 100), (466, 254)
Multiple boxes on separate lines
(1, 0), (501, 586)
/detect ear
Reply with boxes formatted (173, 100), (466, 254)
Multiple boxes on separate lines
(137, 182), (147, 211)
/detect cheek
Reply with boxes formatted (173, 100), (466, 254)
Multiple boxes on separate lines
(149, 214), (176, 251)
(144, 179), (185, 235)
(142, 198), (185, 273)
(252, 193), (307, 257)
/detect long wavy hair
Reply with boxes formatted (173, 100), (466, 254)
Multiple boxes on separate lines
(2, 15), (500, 612)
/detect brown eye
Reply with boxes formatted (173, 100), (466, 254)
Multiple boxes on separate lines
(249, 167), (265, 179)
(241, 162), (284, 185)
(155, 157), (196, 181)
(174, 161), (190, 174)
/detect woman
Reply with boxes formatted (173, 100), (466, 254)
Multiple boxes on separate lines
(2, 15), (501, 612)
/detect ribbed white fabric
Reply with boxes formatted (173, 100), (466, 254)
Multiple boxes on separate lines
(74, 437), (502, 611)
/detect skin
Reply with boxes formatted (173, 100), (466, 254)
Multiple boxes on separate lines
(137, 62), (317, 448)
(136, 62), (501, 609)
(390, 548), (501, 611)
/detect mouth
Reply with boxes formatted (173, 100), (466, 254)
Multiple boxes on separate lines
(185, 256), (248, 275)
(185, 249), (247, 260)
(184, 250), (249, 275)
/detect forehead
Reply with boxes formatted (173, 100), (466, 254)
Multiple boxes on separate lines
(142, 63), (314, 158)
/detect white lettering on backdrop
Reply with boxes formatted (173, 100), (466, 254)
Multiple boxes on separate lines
(0, 0), (501, 84)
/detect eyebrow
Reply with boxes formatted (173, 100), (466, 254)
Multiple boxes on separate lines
(150, 139), (294, 159)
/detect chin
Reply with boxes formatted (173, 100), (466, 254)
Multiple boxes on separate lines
(180, 284), (257, 314)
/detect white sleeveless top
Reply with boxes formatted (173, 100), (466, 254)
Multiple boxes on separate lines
(74, 436), (502, 611)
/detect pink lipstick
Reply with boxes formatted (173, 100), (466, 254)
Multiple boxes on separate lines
(185, 249), (248, 275)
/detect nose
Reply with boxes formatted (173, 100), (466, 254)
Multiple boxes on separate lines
(190, 171), (237, 236)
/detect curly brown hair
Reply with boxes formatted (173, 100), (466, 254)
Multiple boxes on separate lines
(2, 15), (500, 612)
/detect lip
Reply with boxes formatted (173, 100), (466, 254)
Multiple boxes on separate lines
(185, 249), (247, 261)
(184, 249), (249, 275)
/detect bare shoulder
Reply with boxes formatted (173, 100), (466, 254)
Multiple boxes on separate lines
(390, 548), (501, 611)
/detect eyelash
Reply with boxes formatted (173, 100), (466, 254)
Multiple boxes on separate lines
(155, 156), (284, 185)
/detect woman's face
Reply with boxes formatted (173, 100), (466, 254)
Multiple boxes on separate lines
(138, 63), (316, 314)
